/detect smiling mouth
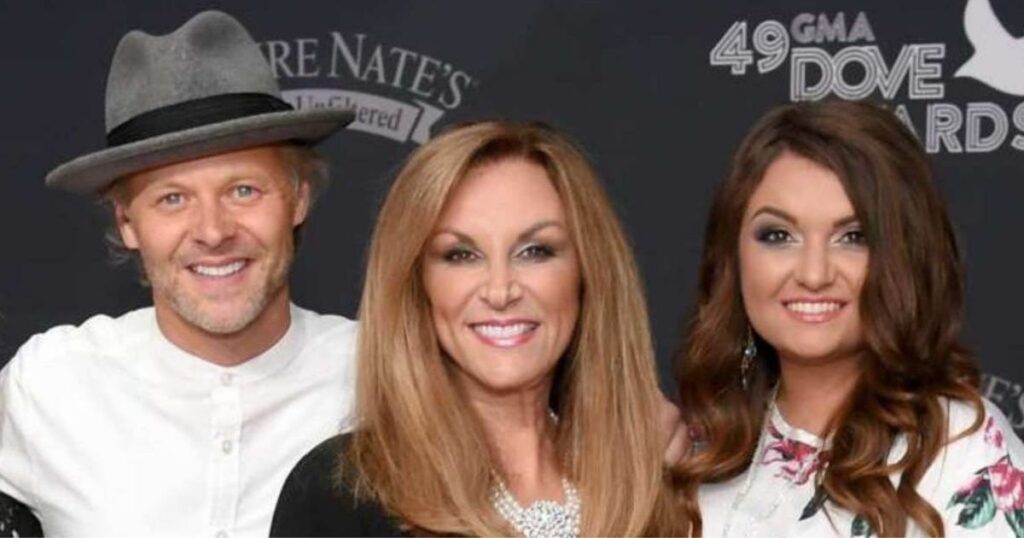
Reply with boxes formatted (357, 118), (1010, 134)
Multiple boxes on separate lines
(782, 300), (846, 322)
(189, 260), (248, 278)
(470, 321), (539, 347)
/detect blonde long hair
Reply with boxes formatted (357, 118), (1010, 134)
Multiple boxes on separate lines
(348, 120), (687, 535)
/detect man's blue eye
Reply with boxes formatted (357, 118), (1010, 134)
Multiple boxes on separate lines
(159, 193), (184, 206)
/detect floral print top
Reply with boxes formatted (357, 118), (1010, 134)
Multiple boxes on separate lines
(699, 398), (1024, 537)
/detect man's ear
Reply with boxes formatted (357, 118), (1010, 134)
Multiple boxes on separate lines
(292, 180), (311, 227)
(114, 202), (140, 249)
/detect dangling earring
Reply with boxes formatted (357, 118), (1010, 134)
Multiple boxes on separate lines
(740, 326), (757, 389)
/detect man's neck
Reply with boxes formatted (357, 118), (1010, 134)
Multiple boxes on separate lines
(153, 292), (293, 367)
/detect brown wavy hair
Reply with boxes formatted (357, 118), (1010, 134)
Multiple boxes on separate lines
(673, 100), (983, 536)
(349, 120), (688, 535)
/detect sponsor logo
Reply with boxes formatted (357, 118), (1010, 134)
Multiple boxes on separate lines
(981, 373), (1024, 437)
(261, 32), (478, 144)
(708, 4), (1024, 154)
(956, 0), (1024, 96)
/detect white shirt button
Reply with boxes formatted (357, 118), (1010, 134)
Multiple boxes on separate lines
(220, 373), (233, 386)
(221, 440), (233, 454)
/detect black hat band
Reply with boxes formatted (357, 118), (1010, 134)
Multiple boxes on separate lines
(106, 92), (294, 147)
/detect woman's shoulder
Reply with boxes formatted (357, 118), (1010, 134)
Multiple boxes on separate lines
(919, 396), (1023, 471)
(917, 397), (1024, 536)
(940, 397), (1021, 452)
(291, 432), (353, 483)
(271, 433), (405, 537)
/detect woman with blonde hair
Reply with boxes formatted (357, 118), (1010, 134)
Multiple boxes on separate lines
(674, 100), (1024, 537)
(271, 120), (687, 536)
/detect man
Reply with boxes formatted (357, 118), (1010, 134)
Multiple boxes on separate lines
(0, 11), (357, 537)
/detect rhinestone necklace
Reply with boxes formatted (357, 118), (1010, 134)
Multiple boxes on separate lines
(491, 474), (581, 538)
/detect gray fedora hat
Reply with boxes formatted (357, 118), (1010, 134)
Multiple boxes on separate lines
(46, 10), (354, 195)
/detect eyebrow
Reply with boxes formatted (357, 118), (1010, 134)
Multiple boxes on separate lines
(433, 220), (567, 245)
(140, 171), (271, 194)
(517, 220), (566, 241)
(749, 206), (859, 228)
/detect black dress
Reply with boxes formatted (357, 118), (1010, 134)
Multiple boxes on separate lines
(270, 433), (406, 537)
(0, 491), (42, 537)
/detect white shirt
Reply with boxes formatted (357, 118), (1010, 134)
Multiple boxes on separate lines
(700, 398), (1024, 537)
(0, 304), (357, 538)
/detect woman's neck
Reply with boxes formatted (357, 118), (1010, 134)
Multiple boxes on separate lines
(775, 353), (862, 437)
(468, 388), (565, 504)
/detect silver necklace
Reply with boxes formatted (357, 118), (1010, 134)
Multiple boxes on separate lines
(491, 474), (581, 538)
(720, 406), (778, 538)
(490, 410), (580, 538)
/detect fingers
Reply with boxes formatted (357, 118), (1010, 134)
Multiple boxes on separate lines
(663, 422), (689, 466)
(658, 395), (691, 465)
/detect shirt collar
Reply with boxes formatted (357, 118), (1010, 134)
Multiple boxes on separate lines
(769, 404), (827, 450)
(146, 303), (306, 386)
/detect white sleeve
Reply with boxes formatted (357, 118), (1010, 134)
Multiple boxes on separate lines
(0, 341), (41, 507)
(939, 399), (1024, 537)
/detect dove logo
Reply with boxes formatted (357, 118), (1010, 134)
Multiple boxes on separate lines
(709, 6), (1024, 154)
(955, 0), (1024, 96)
(260, 31), (478, 144)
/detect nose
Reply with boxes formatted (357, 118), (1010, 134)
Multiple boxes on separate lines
(191, 197), (236, 248)
(479, 261), (523, 309)
(794, 241), (835, 290)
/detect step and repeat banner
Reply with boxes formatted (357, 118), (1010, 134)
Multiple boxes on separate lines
(1, 1), (1021, 433)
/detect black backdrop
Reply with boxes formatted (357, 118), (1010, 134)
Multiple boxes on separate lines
(2, 0), (1022, 435)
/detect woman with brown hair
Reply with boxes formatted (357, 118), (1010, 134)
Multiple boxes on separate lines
(270, 121), (688, 536)
(674, 100), (1024, 537)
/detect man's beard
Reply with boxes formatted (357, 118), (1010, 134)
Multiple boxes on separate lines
(147, 253), (292, 335)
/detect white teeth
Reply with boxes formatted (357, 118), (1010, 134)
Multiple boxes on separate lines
(473, 323), (536, 338)
(786, 302), (842, 314)
(192, 261), (246, 277)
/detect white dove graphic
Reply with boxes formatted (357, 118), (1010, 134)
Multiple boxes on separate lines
(955, 0), (1024, 95)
